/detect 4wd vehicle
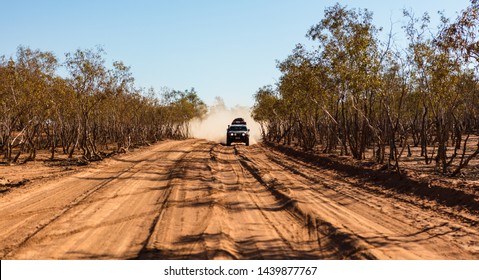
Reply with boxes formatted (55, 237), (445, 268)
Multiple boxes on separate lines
(226, 118), (249, 146)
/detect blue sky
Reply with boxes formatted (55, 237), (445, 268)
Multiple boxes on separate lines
(1, 0), (472, 107)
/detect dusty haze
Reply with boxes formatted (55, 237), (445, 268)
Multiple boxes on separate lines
(190, 98), (262, 144)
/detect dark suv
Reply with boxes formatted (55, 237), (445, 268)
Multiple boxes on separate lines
(226, 118), (249, 146)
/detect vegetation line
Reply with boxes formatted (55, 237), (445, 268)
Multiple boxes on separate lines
(1, 47), (206, 163)
(252, 1), (479, 176)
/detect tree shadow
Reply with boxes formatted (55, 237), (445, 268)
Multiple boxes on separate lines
(135, 233), (333, 260)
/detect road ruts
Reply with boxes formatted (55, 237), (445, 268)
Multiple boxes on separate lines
(0, 139), (477, 259)
(235, 144), (479, 259)
(138, 143), (326, 259)
(0, 139), (200, 259)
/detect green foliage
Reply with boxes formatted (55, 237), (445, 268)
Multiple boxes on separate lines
(253, 2), (479, 175)
(0, 46), (205, 162)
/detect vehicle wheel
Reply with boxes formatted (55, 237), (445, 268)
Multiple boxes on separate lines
(245, 139), (249, 146)
(226, 140), (231, 146)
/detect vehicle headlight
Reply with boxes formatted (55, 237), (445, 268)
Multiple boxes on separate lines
(230, 133), (234, 136)
(242, 133), (245, 136)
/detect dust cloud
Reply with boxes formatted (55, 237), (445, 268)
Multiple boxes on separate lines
(190, 97), (262, 145)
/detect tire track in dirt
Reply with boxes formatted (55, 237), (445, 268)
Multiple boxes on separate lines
(138, 143), (327, 259)
(224, 145), (325, 259)
(235, 144), (478, 259)
(1, 139), (200, 259)
(261, 146), (479, 257)
(136, 141), (217, 259)
(1, 139), (477, 259)
(235, 146), (373, 259)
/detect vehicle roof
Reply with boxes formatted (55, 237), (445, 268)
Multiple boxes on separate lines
(228, 124), (248, 130)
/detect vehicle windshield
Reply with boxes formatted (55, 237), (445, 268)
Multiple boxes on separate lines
(228, 126), (247, 131)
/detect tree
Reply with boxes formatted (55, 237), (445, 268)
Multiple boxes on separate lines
(253, 2), (479, 176)
(1, 45), (206, 163)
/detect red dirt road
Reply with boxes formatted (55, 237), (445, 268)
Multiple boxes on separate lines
(0, 139), (477, 259)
